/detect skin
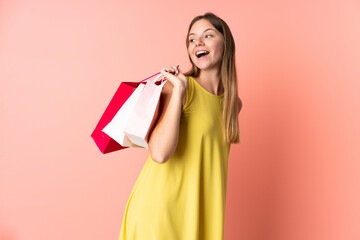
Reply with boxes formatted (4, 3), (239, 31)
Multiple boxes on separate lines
(148, 19), (228, 164)
(187, 19), (225, 95)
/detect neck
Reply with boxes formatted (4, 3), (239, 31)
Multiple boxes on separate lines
(197, 68), (223, 95)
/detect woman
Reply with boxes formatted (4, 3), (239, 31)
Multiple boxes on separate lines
(119, 12), (242, 240)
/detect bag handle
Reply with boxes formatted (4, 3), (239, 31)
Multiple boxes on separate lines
(140, 72), (166, 83)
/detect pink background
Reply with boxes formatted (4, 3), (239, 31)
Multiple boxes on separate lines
(1, 0), (359, 239)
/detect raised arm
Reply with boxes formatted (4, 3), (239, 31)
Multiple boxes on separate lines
(147, 65), (188, 164)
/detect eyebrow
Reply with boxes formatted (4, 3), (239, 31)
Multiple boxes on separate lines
(188, 28), (216, 37)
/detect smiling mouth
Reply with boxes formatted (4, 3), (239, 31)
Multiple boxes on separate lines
(196, 51), (210, 58)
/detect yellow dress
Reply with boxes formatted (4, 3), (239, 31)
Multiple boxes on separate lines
(118, 75), (231, 240)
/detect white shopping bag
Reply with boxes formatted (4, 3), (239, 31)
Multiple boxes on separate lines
(102, 83), (146, 147)
(123, 74), (166, 148)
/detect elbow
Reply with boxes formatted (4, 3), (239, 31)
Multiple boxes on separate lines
(148, 135), (176, 164)
(150, 152), (169, 164)
(149, 145), (171, 164)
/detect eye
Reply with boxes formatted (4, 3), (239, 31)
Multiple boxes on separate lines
(189, 39), (195, 43)
(205, 34), (213, 38)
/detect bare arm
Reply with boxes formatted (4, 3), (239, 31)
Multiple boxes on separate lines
(148, 65), (187, 164)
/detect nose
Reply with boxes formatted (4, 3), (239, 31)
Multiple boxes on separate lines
(195, 38), (204, 47)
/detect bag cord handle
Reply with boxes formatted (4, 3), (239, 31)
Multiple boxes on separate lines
(140, 72), (166, 83)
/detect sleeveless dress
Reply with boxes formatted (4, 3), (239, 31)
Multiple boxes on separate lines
(118, 75), (231, 240)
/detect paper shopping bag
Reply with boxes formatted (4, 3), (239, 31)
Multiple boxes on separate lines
(102, 83), (145, 148)
(91, 72), (161, 154)
(124, 74), (166, 148)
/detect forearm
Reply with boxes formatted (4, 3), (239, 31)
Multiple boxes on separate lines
(148, 87), (184, 164)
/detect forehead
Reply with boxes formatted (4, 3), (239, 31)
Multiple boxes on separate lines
(188, 19), (217, 36)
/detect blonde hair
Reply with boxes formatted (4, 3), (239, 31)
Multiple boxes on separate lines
(184, 12), (240, 143)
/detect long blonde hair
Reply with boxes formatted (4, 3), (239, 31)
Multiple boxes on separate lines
(184, 12), (240, 144)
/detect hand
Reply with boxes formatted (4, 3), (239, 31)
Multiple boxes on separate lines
(160, 65), (188, 93)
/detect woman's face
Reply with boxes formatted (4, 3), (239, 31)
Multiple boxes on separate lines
(187, 19), (224, 72)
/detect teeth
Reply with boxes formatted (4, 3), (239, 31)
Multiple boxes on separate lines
(196, 51), (209, 57)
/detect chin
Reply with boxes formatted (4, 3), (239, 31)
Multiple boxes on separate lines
(195, 63), (217, 71)
(192, 59), (221, 71)
(192, 61), (208, 69)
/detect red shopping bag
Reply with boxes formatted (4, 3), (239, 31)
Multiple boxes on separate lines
(91, 72), (161, 154)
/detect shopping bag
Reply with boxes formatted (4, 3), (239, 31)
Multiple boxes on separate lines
(124, 74), (167, 148)
(102, 83), (145, 148)
(91, 72), (161, 154)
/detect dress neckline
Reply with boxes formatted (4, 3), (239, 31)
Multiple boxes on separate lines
(190, 76), (224, 98)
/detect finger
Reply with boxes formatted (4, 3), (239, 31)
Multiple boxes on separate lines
(169, 66), (178, 75)
(161, 68), (170, 76)
(161, 69), (173, 78)
(170, 68), (178, 75)
(162, 67), (178, 76)
(163, 68), (175, 75)
(176, 65), (182, 75)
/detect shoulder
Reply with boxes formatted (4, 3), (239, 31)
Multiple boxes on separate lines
(161, 78), (188, 109)
(237, 97), (242, 114)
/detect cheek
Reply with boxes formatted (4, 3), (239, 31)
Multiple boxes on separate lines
(187, 48), (191, 56)
(188, 48), (195, 60)
(213, 41), (224, 57)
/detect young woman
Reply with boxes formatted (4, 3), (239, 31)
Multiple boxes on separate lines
(118, 12), (242, 240)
